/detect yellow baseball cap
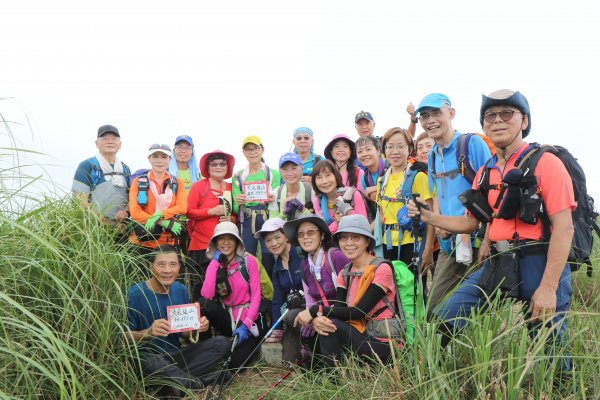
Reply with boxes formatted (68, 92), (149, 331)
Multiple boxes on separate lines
(242, 135), (262, 147)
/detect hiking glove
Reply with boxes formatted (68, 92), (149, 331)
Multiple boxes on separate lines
(144, 211), (163, 231)
(160, 219), (182, 235)
(233, 324), (250, 345)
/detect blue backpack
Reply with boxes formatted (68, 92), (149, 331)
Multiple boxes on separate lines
(87, 157), (131, 192)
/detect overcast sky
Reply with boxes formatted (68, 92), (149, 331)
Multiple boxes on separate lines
(1, 0), (599, 200)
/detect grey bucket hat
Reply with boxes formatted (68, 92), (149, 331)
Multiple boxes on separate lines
(206, 221), (245, 259)
(333, 214), (376, 251)
(283, 213), (332, 247)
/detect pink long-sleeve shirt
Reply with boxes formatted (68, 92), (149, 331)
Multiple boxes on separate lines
(200, 254), (261, 329)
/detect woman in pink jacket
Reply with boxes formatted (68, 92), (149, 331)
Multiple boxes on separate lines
(199, 222), (263, 369)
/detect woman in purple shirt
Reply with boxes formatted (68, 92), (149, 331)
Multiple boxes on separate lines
(283, 214), (349, 367)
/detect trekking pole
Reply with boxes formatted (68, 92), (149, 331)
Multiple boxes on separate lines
(411, 193), (430, 332)
(204, 335), (239, 400)
(217, 308), (290, 398)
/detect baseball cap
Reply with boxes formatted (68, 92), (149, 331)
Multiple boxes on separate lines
(148, 143), (172, 157)
(413, 93), (452, 116)
(242, 135), (263, 147)
(355, 111), (374, 123)
(254, 217), (286, 239)
(174, 135), (194, 146)
(279, 152), (302, 168)
(97, 124), (120, 138)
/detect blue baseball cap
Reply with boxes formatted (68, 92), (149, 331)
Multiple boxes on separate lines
(174, 135), (194, 146)
(279, 152), (302, 168)
(413, 93), (452, 116)
(355, 111), (374, 123)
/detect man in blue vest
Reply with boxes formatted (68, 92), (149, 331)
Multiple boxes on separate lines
(413, 94), (492, 313)
(72, 124), (131, 223)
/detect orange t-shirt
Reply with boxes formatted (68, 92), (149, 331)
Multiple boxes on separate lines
(336, 262), (396, 320)
(473, 143), (575, 242)
(129, 170), (187, 248)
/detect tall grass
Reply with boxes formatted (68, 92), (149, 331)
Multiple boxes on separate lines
(227, 254), (600, 400)
(0, 198), (155, 398)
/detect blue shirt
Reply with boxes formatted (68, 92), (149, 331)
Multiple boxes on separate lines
(271, 248), (304, 323)
(127, 281), (189, 354)
(428, 131), (492, 251)
(302, 153), (322, 176)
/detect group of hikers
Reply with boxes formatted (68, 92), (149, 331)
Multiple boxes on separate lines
(72, 89), (590, 396)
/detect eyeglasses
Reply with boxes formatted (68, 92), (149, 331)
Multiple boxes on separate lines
(385, 144), (409, 152)
(297, 229), (319, 239)
(417, 109), (444, 122)
(175, 144), (193, 151)
(149, 143), (171, 151)
(244, 146), (261, 154)
(209, 161), (228, 168)
(483, 110), (522, 123)
(337, 233), (364, 243)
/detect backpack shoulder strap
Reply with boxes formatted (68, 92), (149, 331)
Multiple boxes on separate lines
(303, 182), (313, 208)
(401, 168), (418, 202)
(457, 133), (476, 184)
(87, 157), (102, 192)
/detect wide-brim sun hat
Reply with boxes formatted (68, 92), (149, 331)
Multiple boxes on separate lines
(206, 221), (245, 259)
(333, 214), (376, 251)
(324, 134), (355, 161)
(254, 217), (286, 239)
(200, 150), (235, 179)
(283, 213), (332, 246)
(479, 89), (531, 138)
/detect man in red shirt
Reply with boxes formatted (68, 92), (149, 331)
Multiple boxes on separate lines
(408, 89), (575, 373)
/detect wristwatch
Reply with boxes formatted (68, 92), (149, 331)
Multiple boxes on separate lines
(316, 305), (323, 317)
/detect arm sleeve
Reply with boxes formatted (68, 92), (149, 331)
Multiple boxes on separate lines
(200, 259), (219, 299)
(268, 188), (283, 218)
(270, 169), (282, 189)
(536, 153), (576, 216)
(232, 173), (241, 215)
(72, 160), (92, 194)
(243, 255), (262, 328)
(310, 284), (386, 320)
(413, 172), (433, 201)
(355, 168), (365, 190)
(469, 136), (493, 171)
(187, 181), (211, 221)
(163, 178), (188, 220)
(129, 178), (153, 223)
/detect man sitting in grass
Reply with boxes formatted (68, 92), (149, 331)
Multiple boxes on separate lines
(125, 245), (230, 396)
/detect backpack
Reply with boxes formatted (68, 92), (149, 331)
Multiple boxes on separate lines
(133, 172), (179, 207)
(341, 257), (423, 343)
(430, 133), (496, 185)
(87, 157), (131, 193)
(340, 187), (377, 223)
(480, 143), (600, 276)
(237, 254), (274, 314)
(276, 182), (314, 215)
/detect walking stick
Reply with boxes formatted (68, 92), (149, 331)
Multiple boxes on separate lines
(204, 335), (239, 400)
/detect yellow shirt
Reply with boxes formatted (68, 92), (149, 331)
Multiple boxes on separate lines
(376, 170), (432, 246)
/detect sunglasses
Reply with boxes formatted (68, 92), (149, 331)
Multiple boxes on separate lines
(483, 110), (522, 123)
(297, 229), (319, 239)
(149, 143), (172, 151)
(209, 161), (228, 168)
